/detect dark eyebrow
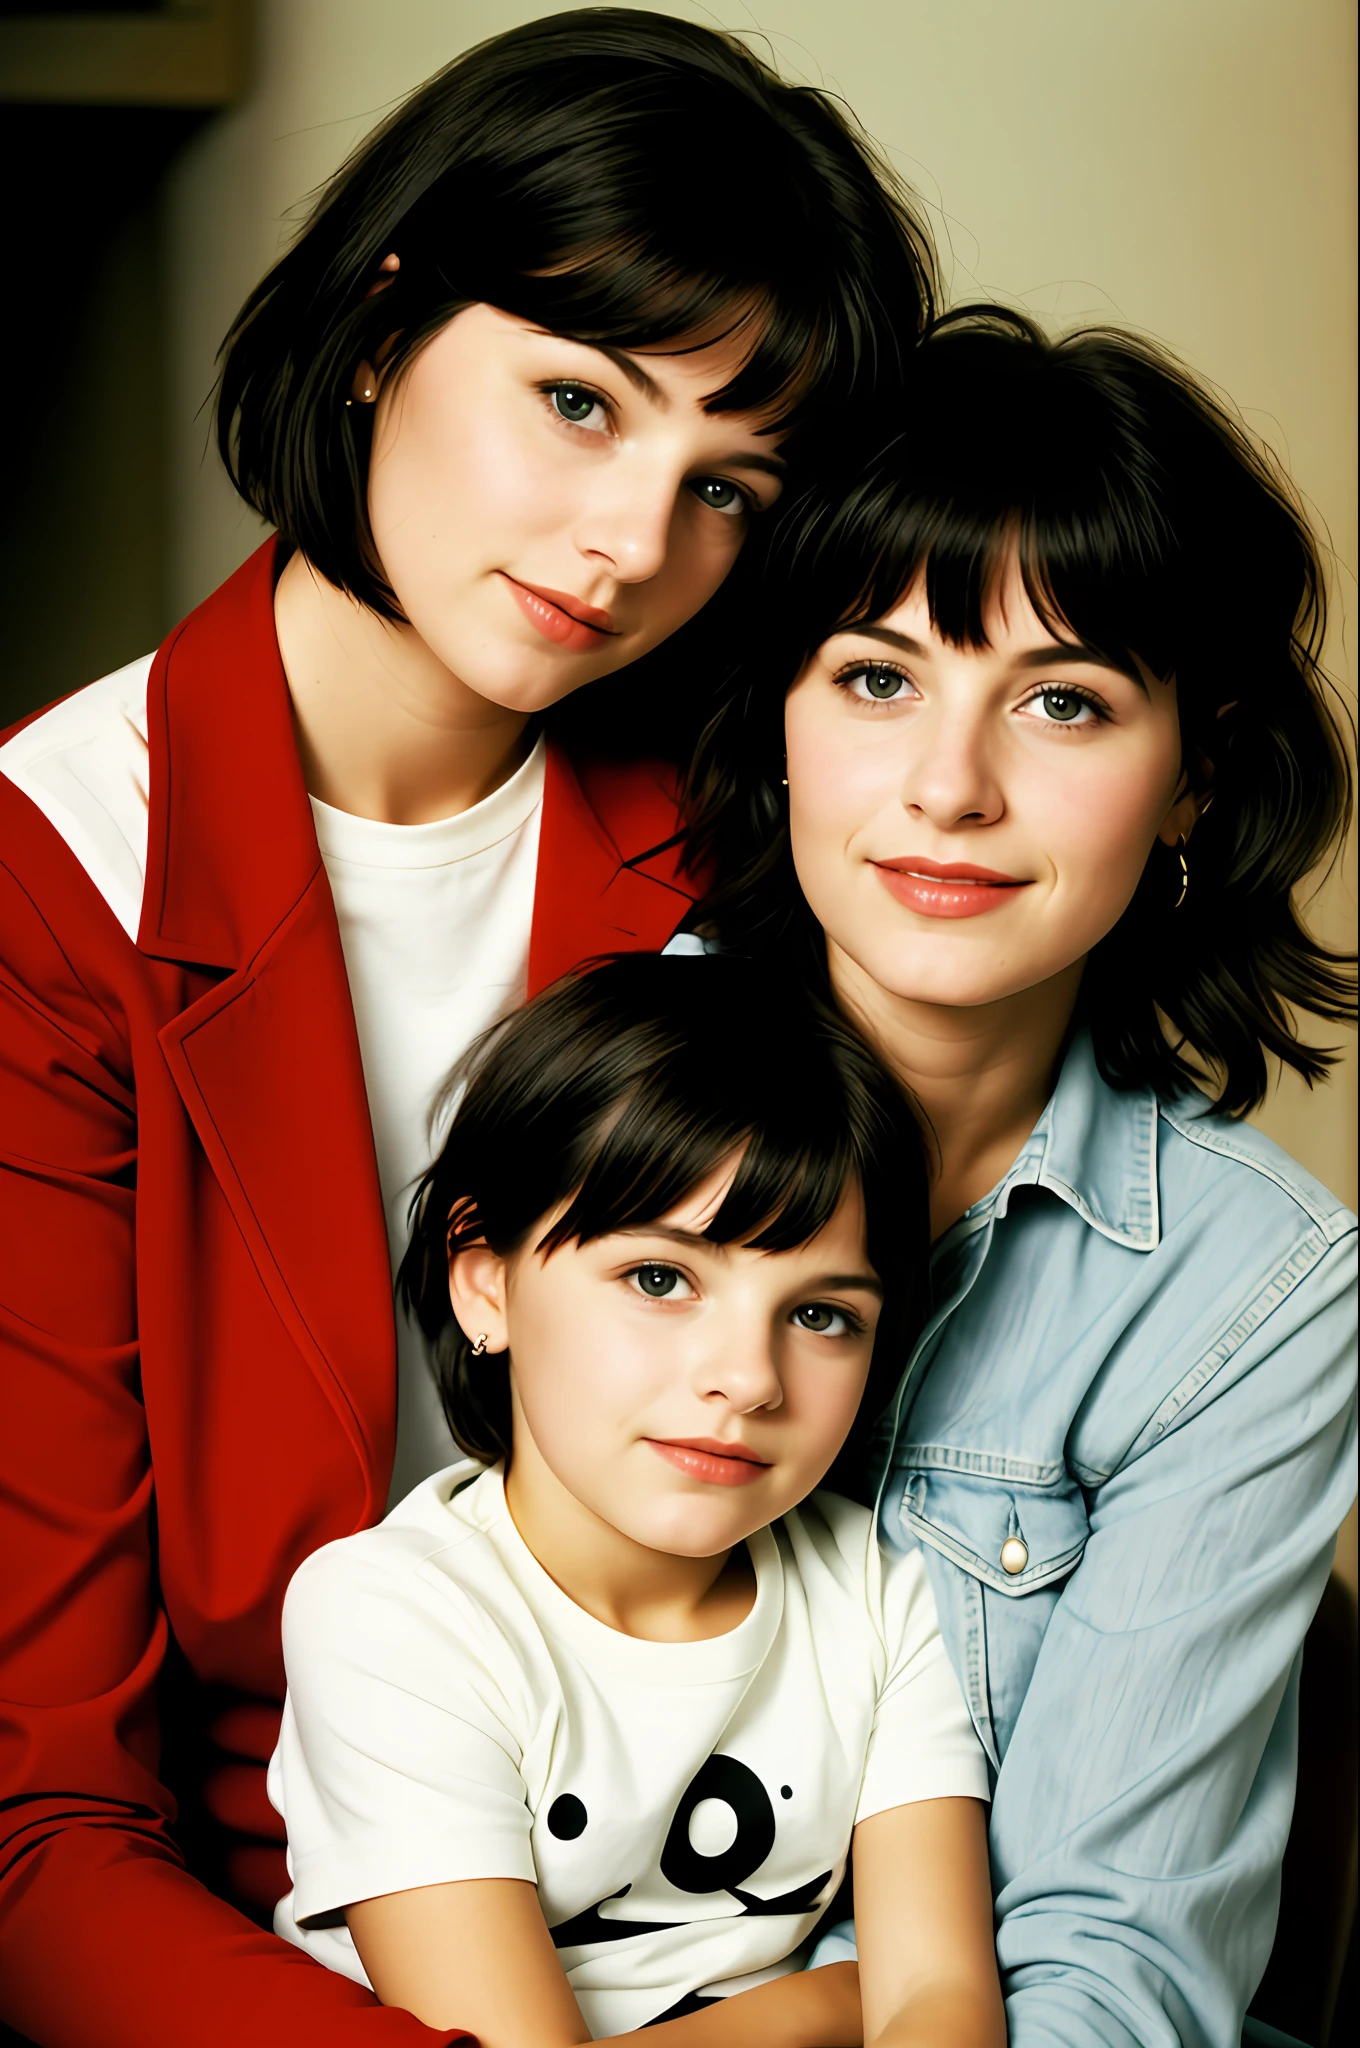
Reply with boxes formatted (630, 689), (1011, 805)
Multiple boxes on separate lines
(565, 342), (788, 476)
(1011, 643), (1147, 693)
(588, 342), (668, 405)
(718, 451), (788, 481)
(806, 1272), (885, 1300)
(617, 1225), (882, 1296)
(840, 624), (1146, 693)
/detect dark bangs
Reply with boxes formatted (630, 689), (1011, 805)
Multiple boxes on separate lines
(536, 987), (887, 1263)
(216, 8), (936, 627)
(687, 306), (1355, 1116)
(398, 953), (927, 1468)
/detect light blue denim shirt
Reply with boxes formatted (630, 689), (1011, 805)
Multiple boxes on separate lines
(837, 1028), (1355, 2048)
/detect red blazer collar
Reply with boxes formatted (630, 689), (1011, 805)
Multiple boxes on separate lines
(136, 540), (697, 1519)
(138, 538), (697, 975)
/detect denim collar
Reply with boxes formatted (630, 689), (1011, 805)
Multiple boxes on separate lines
(990, 1028), (1161, 1252)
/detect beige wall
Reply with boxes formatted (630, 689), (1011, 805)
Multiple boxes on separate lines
(164, 0), (1358, 1215)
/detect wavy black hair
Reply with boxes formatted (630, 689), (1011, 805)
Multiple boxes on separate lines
(215, 9), (936, 756)
(397, 952), (927, 1473)
(686, 306), (1355, 1118)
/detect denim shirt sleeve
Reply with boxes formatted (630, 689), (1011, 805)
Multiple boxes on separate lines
(989, 1229), (1356, 2048)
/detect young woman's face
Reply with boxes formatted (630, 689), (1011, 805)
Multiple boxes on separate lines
(367, 304), (785, 711)
(451, 1162), (881, 1560)
(783, 559), (1193, 1010)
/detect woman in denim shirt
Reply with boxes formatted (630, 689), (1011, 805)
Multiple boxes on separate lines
(685, 309), (1357, 2048)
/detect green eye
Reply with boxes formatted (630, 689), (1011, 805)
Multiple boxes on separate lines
(847, 663), (905, 700)
(551, 384), (598, 425)
(792, 1303), (852, 1336)
(692, 477), (743, 515)
(635, 1264), (679, 1298)
(1040, 689), (1084, 722)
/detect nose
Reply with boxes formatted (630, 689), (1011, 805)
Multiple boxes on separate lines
(695, 1318), (784, 1417)
(574, 453), (676, 586)
(899, 700), (1005, 831)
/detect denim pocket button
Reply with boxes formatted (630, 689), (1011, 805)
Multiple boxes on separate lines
(1000, 1537), (1029, 1575)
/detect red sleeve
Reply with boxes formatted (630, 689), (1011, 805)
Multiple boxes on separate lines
(0, 845), (471, 2045)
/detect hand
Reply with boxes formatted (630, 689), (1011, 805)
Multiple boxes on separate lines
(605, 1962), (863, 2048)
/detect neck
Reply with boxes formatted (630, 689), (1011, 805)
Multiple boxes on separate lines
(830, 943), (1084, 1240)
(503, 1424), (754, 1643)
(273, 550), (533, 825)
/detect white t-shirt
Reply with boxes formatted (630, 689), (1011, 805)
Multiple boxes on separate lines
(269, 1463), (989, 2038)
(0, 659), (545, 1508)
(309, 743), (545, 1507)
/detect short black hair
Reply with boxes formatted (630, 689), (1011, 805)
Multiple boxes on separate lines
(398, 952), (927, 1472)
(216, 7), (936, 627)
(686, 306), (1356, 1118)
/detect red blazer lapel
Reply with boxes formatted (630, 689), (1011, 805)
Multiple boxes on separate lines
(141, 543), (396, 1518)
(529, 746), (698, 995)
(136, 543), (701, 1519)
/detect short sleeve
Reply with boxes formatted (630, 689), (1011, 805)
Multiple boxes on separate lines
(856, 1541), (991, 1824)
(271, 1533), (537, 1924)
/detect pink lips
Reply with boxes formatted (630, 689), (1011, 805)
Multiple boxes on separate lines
(500, 573), (616, 653)
(874, 855), (1030, 919)
(645, 1437), (772, 1488)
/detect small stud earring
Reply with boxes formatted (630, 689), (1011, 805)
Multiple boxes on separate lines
(470, 1333), (489, 1358)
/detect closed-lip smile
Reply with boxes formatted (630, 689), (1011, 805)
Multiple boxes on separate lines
(644, 1436), (772, 1487)
(499, 572), (618, 651)
(872, 855), (1031, 921)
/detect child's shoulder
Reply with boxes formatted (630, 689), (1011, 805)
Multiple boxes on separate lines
(283, 1461), (532, 1667)
(775, 1487), (878, 1600)
(776, 1489), (937, 1656)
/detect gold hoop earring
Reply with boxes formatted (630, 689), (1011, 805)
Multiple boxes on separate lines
(1173, 836), (1189, 911)
(470, 1333), (489, 1358)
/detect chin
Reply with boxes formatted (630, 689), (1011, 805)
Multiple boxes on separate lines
(633, 1501), (761, 1559)
(449, 644), (613, 715)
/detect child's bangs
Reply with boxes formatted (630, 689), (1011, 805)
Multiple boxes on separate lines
(537, 1050), (861, 1263)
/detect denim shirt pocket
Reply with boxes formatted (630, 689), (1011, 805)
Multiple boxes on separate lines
(894, 1453), (1091, 1769)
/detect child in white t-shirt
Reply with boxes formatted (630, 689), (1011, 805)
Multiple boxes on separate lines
(269, 954), (1000, 2048)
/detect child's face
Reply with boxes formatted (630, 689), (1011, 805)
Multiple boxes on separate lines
(783, 550), (1197, 1013)
(449, 1159), (882, 1559)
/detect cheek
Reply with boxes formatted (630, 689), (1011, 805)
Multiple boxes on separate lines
(782, 1353), (870, 1469)
(1029, 742), (1180, 899)
(508, 1283), (669, 1457)
(784, 701), (892, 903)
(368, 380), (562, 575)
(639, 502), (745, 637)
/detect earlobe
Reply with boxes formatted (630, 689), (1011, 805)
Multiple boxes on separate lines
(1157, 744), (1216, 847)
(447, 1240), (511, 1357)
(1156, 780), (1210, 849)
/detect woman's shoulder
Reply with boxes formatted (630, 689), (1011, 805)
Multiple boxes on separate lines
(1155, 1087), (1355, 1247)
(0, 653), (153, 942)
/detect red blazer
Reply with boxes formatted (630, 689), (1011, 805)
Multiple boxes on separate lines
(0, 545), (695, 2046)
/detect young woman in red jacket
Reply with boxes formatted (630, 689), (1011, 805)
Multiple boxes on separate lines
(0, 13), (936, 2045)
